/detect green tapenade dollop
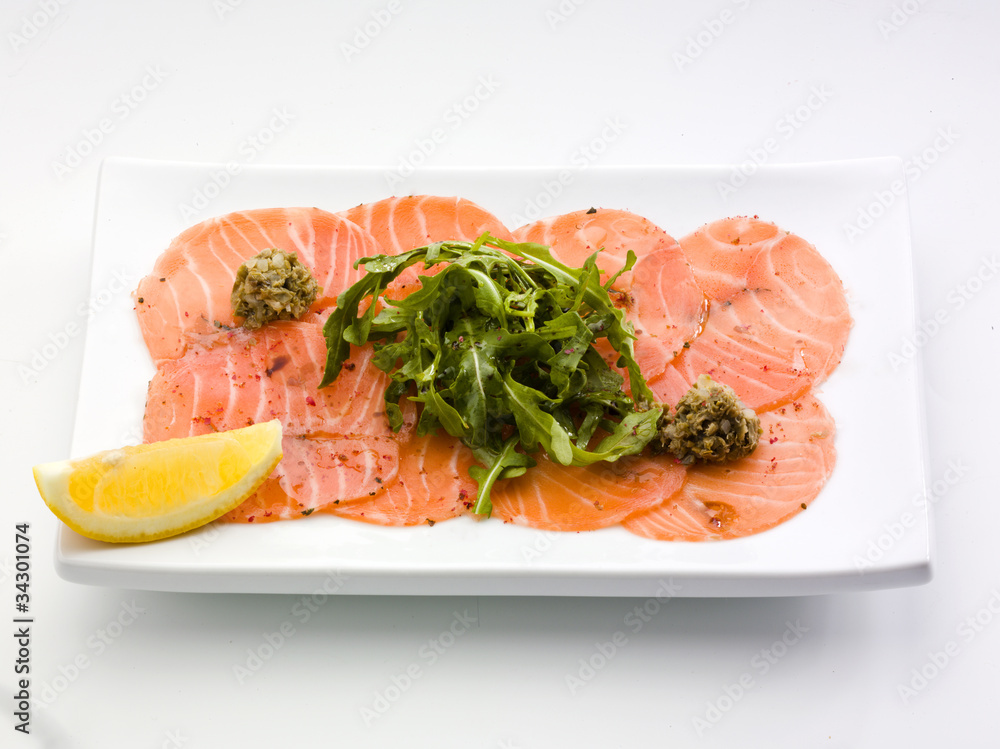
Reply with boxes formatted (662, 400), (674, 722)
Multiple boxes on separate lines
(654, 374), (761, 465)
(231, 248), (320, 329)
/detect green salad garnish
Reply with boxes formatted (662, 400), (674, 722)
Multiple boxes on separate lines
(319, 234), (660, 516)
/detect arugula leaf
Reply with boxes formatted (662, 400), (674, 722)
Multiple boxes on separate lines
(502, 374), (574, 465)
(490, 237), (655, 406)
(319, 234), (664, 515)
(469, 438), (536, 516)
(542, 311), (593, 398)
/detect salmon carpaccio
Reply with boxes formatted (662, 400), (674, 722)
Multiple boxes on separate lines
(137, 200), (850, 540)
(135, 207), (380, 362)
(648, 217), (852, 410)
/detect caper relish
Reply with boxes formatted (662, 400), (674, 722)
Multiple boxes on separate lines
(654, 374), (761, 465)
(231, 248), (320, 329)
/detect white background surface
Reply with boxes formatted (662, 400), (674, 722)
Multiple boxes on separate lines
(1, 1), (996, 746)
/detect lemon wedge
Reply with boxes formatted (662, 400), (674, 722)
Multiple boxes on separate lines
(33, 420), (283, 543)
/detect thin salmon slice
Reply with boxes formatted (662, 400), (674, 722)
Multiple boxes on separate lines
(223, 434), (398, 522)
(338, 195), (514, 299)
(515, 208), (706, 380)
(223, 475), (292, 523)
(325, 399), (477, 526)
(143, 320), (399, 519)
(677, 215), (782, 300)
(623, 394), (836, 541)
(143, 321), (394, 439)
(489, 452), (687, 532)
(328, 433), (477, 526)
(629, 246), (708, 379)
(648, 289), (823, 411)
(650, 219), (852, 411)
(745, 227), (852, 385)
(339, 194), (514, 254)
(513, 207), (670, 290)
(135, 207), (380, 362)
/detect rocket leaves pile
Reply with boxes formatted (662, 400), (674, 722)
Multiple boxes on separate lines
(320, 234), (660, 516)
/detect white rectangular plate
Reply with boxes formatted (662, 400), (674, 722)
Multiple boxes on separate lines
(59, 157), (931, 596)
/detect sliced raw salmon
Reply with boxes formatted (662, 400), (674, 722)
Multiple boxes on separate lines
(339, 195), (514, 299)
(143, 320), (399, 520)
(515, 208), (707, 380)
(328, 434), (477, 526)
(340, 194), (514, 254)
(223, 475), (293, 523)
(745, 226), (852, 385)
(223, 434), (398, 522)
(629, 246), (708, 379)
(648, 289), (823, 411)
(143, 321), (393, 439)
(623, 394), (836, 541)
(325, 399), (476, 526)
(135, 207), (380, 362)
(677, 215), (782, 300)
(489, 452), (686, 532)
(513, 207), (668, 290)
(650, 218), (852, 410)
